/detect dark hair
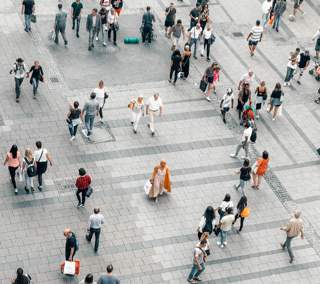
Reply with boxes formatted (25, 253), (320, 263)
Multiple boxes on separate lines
(15, 268), (25, 284)
(146, 6), (150, 11)
(203, 206), (215, 222)
(172, 49), (181, 56)
(243, 158), (250, 167)
(58, 3), (63, 9)
(90, 92), (96, 99)
(84, 273), (94, 284)
(10, 144), (18, 159)
(177, 19), (182, 24)
(107, 264), (113, 273)
(94, 208), (100, 214)
(17, 268), (24, 276)
(256, 20), (260, 26)
(237, 196), (247, 211)
(200, 239), (207, 245)
(262, 150), (269, 159)
(17, 58), (24, 63)
(79, 168), (86, 176)
(275, 82), (281, 90)
(244, 122), (250, 128)
(73, 101), (79, 109)
(223, 193), (231, 202)
(93, 8), (98, 13)
(35, 141), (42, 149)
(226, 207), (233, 214)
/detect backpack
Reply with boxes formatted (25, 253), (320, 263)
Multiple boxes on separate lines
(25, 158), (37, 177)
(250, 128), (257, 143)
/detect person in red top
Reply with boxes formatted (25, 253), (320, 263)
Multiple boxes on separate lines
(75, 168), (91, 207)
(3, 144), (21, 195)
(252, 151), (269, 189)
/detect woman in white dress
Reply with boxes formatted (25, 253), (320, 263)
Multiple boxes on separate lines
(93, 80), (108, 122)
(129, 95), (144, 134)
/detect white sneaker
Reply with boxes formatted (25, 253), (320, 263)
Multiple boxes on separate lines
(206, 96), (211, 102)
(14, 188), (18, 194)
(95, 36), (99, 41)
(283, 82), (287, 86)
(241, 156), (248, 160)
(230, 154), (237, 158)
(220, 244), (224, 248)
(70, 136), (75, 141)
(223, 241), (227, 246)
(217, 241), (221, 246)
(82, 129), (88, 137)
(103, 42), (106, 46)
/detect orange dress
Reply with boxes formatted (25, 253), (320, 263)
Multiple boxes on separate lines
(148, 166), (171, 198)
(256, 158), (269, 176)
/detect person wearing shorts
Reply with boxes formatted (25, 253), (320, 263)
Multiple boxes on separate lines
(247, 20), (263, 56)
(164, 3), (176, 37)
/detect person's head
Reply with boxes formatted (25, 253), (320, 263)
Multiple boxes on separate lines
(206, 25), (211, 31)
(262, 150), (269, 159)
(295, 47), (300, 53)
(196, 3), (201, 8)
(223, 193), (231, 202)
(79, 168), (86, 176)
(275, 82), (281, 90)
(35, 141), (42, 149)
(204, 4), (209, 10)
(226, 88), (233, 96)
(16, 268), (24, 277)
(16, 58), (24, 65)
(260, 81), (266, 87)
(153, 93), (159, 100)
(90, 92), (96, 99)
(248, 70), (254, 77)
(76, 0), (80, 2)
(10, 144), (18, 158)
(94, 208), (100, 214)
(304, 49), (309, 55)
(244, 122), (250, 129)
(146, 6), (151, 11)
(160, 159), (166, 168)
(294, 210), (301, 219)
(196, 23), (201, 29)
(173, 49), (181, 56)
(199, 239), (207, 247)
(84, 273), (94, 284)
(58, 3), (63, 10)
(73, 101), (79, 109)
(110, 8), (115, 14)
(99, 80), (104, 88)
(203, 206), (215, 221)
(177, 19), (182, 25)
(256, 20), (260, 26)
(200, 232), (209, 241)
(106, 264), (113, 274)
(226, 207), (233, 215)
(34, 60), (39, 67)
(170, 2), (174, 7)
(63, 228), (71, 237)
(243, 158), (250, 167)
(92, 8), (98, 15)
(137, 95), (143, 103)
(244, 82), (250, 90)
(25, 148), (33, 159)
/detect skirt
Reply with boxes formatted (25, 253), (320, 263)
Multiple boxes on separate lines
(271, 98), (281, 107)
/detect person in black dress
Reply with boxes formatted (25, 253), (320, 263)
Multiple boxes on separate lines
(182, 44), (192, 79)
(27, 61), (44, 97)
(169, 49), (182, 85)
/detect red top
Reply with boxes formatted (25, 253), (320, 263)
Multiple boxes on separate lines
(75, 175), (91, 190)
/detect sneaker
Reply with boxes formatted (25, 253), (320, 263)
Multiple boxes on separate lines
(70, 136), (75, 141)
(95, 36), (99, 41)
(281, 243), (285, 250)
(272, 118), (276, 121)
(256, 115), (260, 119)
(25, 187), (30, 194)
(72, 26), (75, 30)
(77, 203), (81, 208)
(151, 132), (155, 136)
(223, 118), (226, 124)
(230, 153), (237, 158)
(220, 244), (224, 248)
(103, 42), (106, 46)
(206, 96), (211, 102)
(31, 187), (35, 192)
(216, 241), (221, 246)
(114, 42), (117, 46)
(79, 204), (84, 208)
(16, 98), (19, 103)
(88, 46), (92, 51)
(194, 56), (198, 60)
(233, 185), (239, 191)
(38, 186), (42, 191)
(133, 129), (137, 134)
(283, 82), (287, 86)
(289, 257), (294, 264)
(200, 54), (204, 57)
(76, 33), (80, 38)
(64, 40), (68, 46)
(14, 188), (18, 195)
(207, 57), (211, 62)
(168, 79), (172, 83)
(131, 121), (134, 125)
(82, 129), (88, 137)
(223, 241), (227, 246)
(241, 156), (248, 160)
(193, 277), (202, 282)
(297, 80), (301, 85)
(187, 280), (196, 284)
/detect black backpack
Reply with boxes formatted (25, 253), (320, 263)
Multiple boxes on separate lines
(25, 158), (37, 177)
(250, 128), (257, 143)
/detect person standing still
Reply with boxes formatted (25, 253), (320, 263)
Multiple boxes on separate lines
(87, 9), (102, 51)
(146, 93), (163, 136)
(97, 265), (120, 284)
(247, 20), (263, 56)
(3, 145), (21, 195)
(230, 122), (252, 159)
(54, 3), (68, 46)
(27, 60), (44, 98)
(280, 211), (304, 263)
(86, 208), (105, 252)
(22, 0), (35, 32)
(34, 141), (53, 191)
(81, 92), (99, 138)
(64, 228), (78, 261)
(75, 168), (91, 208)
(71, 0), (83, 38)
(10, 58), (27, 103)
(187, 240), (207, 283)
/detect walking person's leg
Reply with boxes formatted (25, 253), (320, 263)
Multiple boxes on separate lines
(76, 190), (81, 205)
(99, 107), (103, 119)
(15, 78), (21, 101)
(232, 143), (243, 157)
(108, 28), (111, 41)
(286, 236), (295, 262)
(273, 106), (279, 119)
(38, 172), (43, 189)
(187, 264), (198, 281)
(173, 67), (178, 84)
(72, 16), (76, 30)
(193, 263), (205, 279)
(73, 124), (78, 137)
(134, 112), (142, 132)
(86, 227), (94, 241)
(113, 26), (117, 44)
(169, 65), (174, 82)
(94, 228), (101, 252)
(8, 166), (18, 190)
(149, 111), (155, 134)
(194, 39), (198, 58)
(32, 78), (39, 96)
(61, 27), (68, 45)
(68, 123), (74, 137)
(88, 29), (93, 48)
(89, 116), (95, 135)
(76, 17), (81, 36)
(81, 189), (87, 205)
(84, 115), (90, 135)
(244, 143), (249, 158)
(239, 217), (245, 231)
(257, 175), (263, 188)
(207, 42), (211, 60)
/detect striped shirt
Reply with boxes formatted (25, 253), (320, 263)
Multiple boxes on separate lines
(249, 25), (263, 42)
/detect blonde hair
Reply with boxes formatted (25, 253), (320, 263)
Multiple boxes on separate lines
(24, 148), (33, 159)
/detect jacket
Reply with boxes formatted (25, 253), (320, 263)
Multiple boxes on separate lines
(55, 10), (68, 28)
(86, 14), (101, 32)
(274, 0), (286, 16)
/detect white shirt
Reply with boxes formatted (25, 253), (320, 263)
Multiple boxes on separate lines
(198, 216), (216, 233)
(108, 13), (118, 24)
(249, 25), (263, 42)
(240, 73), (255, 85)
(13, 63), (27, 79)
(100, 0), (111, 10)
(220, 214), (235, 231)
(88, 213), (105, 229)
(242, 127), (253, 142)
(261, 0), (272, 14)
(190, 26), (202, 39)
(219, 201), (234, 212)
(93, 87), (105, 107)
(221, 93), (234, 108)
(203, 29), (212, 40)
(92, 15), (97, 27)
(147, 96), (163, 111)
(34, 148), (48, 162)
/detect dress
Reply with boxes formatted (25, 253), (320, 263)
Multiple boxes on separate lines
(148, 166), (171, 198)
(182, 51), (191, 78)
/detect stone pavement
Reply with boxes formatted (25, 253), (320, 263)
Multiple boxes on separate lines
(0, 0), (320, 283)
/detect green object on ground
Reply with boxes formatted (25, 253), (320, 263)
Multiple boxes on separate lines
(124, 37), (140, 44)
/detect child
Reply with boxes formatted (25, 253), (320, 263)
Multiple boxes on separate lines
(220, 88), (234, 123)
(234, 159), (251, 196)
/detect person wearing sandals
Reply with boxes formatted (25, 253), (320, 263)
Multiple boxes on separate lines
(197, 206), (215, 240)
(252, 150), (269, 189)
(3, 144), (21, 195)
(22, 148), (36, 194)
(268, 82), (284, 120)
(255, 81), (267, 118)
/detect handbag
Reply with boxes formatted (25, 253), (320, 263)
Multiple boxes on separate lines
(86, 186), (93, 197)
(213, 225), (221, 236)
(199, 79), (208, 92)
(144, 180), (152, 195)
(61, 260), (80, 275)
(31, 14), (37, 23)
(209, 34), (216, 44)
(268, 15), (274, 26)
(48, 30), (56, 41)
(240, 207), (250, 218)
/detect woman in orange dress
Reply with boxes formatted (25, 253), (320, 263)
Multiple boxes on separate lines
(148, 160), (171, 202)
(252, 151), (269, 190)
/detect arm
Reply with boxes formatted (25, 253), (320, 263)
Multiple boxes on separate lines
(86, 16), (90, 31)
(312, 30), (320, 40)
(231, 98), (234, 108)
(46, 153), (53, 166)
(87, 216), (91, 230)
(146, 104), (149, 115)
(69, 247), (75, 261)
(246, 32), (252, 41)
(3, 154), (8, 166)
(159, 106), (163, 116)
(21, 3), (25, 15)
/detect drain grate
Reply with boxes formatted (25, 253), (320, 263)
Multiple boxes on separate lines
(232, 32), (243, 37)
(50, 77), (59, 83)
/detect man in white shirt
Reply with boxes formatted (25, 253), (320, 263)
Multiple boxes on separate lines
(230, 122), (252, 159)
(220, 88), (234, 124)
(217, 207), (235, 248)
(189, 23), (202, 59)
(146, 93), (163, 136)
(238, 70), (255, 90)
(261, 0), (272, 28)
(247, 20), (263, 56)
(86, 208), (105, 252)
(10, 58), (27, 103)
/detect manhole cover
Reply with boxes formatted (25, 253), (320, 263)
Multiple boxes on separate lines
(50, 77), (59, 83)
(232, 32), (243, 37)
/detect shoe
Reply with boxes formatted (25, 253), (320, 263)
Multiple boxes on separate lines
(217, 241), (221, 246)
(283, 82), (287, 86)
(14, 188), (18, 195)
(25, 187), (30, 194)
(187, 280), (196, 284)
(276, 28), (279, 32)
(72, 26), (75, 30)
(76, 33), (79, 38)
(297, 80), (301, 85)
(33, 95), (36, 99)
(77, 203), (81, 208)
(82, 129), (89, 137)
(241, 156), (248, 160)
(194, 56), (198, 60)
(95, 36), (99, 41)
(38, 186), (42, 191)
(206, 96), (211, 102)
(272, 118), (276, 121)
(70, 136), (75, 141)
(223, 118), (226, 124)
(200, 54), (204, 57)
(24, 28), (29, 32)
(256, 115), (260, 119)
(64, 40), (68, 46)
(79, 204), (84, 208)
(315, 100), (320, 104)
(289, 258), (294, 264)
(114, 42), (117, 46)
(220, 244), (224, 248)
(91, 44), (94, 48)
(207, 57), (211, 62)
(193, 277), (202, 282)
(223, 241), (227, 246)
(16, 99), (19, 103)
(147, 123), (150, 128)
(131, 121), (134, 125)
(230, 154), (237, 158)
(133, 129), (137, 134)
(234, 185), (239, 191)
(103, 42), (106, 46)
(281, 243), (285, 250)
(168, 79), (172, 83)
(151, 132), (155, 136)
(31, 187), (35, 193)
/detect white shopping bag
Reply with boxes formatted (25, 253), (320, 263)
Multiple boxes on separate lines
(63, 261), (76, 275)
(144, 180), (152, 195)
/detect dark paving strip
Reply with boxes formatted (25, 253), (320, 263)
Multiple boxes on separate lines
(295, 195), (320, 204)
(305, 0), (320, 16)
(107, 109), (219, 128)
(273, 160), (319, 171)
(215, 0), (234, 22)
(119, 245), (311, 280)
(68, 137), (237, 164)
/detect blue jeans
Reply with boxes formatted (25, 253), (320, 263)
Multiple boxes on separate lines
(24, 14), (32, 31)
(85, 115), (95, 136)
(187, 263), (205, 281)
(189, 38), (198, 58)
(68, 123), (79, 137)
(282, 236), (295, 260)
(32, 78), (39, 95)
(273, 15), (281, 30)
(218, 230), (227, 244)
(235, 179), (247, 196)
(15, 78), (24, 99)
(262, 13), (269, 27)
(285, 67), (295, 82)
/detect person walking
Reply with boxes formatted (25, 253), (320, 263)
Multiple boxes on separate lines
(232, 195), (248, 233)
(71, 0), (83, 38)
(22, 0), (35, 33)
(12, 268), (31, 284)
(280, 211), (304, 263)
(237, 82), (251, 120)
(22, 148), (36, 194)
(142, 6), (155, 44)
(202, 63), (214, 102)
(86, 208), (105, 252)
(272, 0), (286, 32)
(93, 80), (108, 122)
(261, 0), (272, 28)
(187, 239), (207, 283)
(313, 28), (320, 59)
(296, 50), (310, 85)
(220, 88), (234, 123)
(128, 95), (144, 134)
(252, 150), (269, 189)
(98, 8), (108, 46)
(67, 101), (82, 141)
(230, 122), (252, 159)
(217, 207), (235, 248)
(10, 58), (27, 103)
(238, 70), (255, 90)
(293, 0), (304, 17)
(189, 23), (202, 59)
(268, 82), (284, 120)
(81, 92), (99, 138)
(34, 141), (52, 191)
(27, 61), (44, 98)
(189, 3), (201, 31)
(107, 8), (119, 46)
(255, 81), (267, 118)
(181, 44), (191, 79)
(284, 55), (298, 86)
(246, 20), (263, 56)
(197, 206), (215, 240)
(168, 19), (186, 50)
(146, 93), (163, 136)
(148, 160), (171, 202)
(201, 24), (213, 61)
(3, 145), (21, 195)
(111, 0), (123, 15)
(86, 8), (102, 51)
(217, 193), (234, 219)
(199, 4), (209, 31)
(75, 168), (91, 208)
(64, 228), (78, 261)
(164, 3), (176, 37)
(97, 265), (120, 284)
(234, 158), (251, 196)
(168, 49), (182, 86)
(79, 274), (97, 284)
(54, 3), (68, 46)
